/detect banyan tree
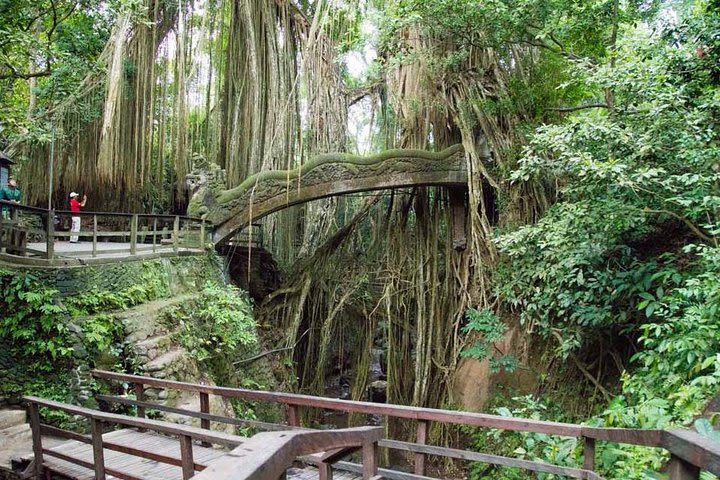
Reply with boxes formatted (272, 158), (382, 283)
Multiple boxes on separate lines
(8, 0), (568, 414)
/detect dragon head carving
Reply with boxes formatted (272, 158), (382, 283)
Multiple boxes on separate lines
(186, 163), (225, 219)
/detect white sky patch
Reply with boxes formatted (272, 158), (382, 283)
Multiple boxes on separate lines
(345, 16), (378, 153)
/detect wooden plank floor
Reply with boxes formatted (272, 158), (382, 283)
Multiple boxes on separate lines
(44, 429), (227, 480)
(42, 429), (360, 480)
(287, 467), (360, 480)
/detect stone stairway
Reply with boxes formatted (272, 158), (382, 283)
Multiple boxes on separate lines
(116, 294), (236, 432)
(0, 409), (32, 479)
(0, 408), (67, 479)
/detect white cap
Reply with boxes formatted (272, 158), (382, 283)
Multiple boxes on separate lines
(70, 192), (79, 197)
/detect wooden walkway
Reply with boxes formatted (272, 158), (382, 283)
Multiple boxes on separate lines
(43, 429), (225, 479)
(28, 241), (203, 259)
(41, 429), (358, 480)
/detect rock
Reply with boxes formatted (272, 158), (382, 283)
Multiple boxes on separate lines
(368, 380), (387, 403)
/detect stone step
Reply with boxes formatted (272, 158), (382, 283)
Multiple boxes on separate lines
(0, 422), (32, 476)
(134, 332), (179, 362)
(0, 409), (26, 430)
(0, 423), (30, 439)
(0, 425), (31, 452)
(121, 294), (198, 343)
(143, 348), (186, 373)
(5, 435), (68, 474)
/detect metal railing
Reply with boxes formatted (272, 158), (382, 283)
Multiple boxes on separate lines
(91, 369), (720, 480)
(0, 200), (208, 261)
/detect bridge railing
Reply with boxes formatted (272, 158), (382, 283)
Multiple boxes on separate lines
(194, 427), (383, 480)
(23, 395), (247, 480)
(91, 369), (720, 480)
(0, 200), (207, 262)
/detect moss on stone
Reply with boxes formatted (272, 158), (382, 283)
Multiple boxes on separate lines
(217, 144), (464, 204)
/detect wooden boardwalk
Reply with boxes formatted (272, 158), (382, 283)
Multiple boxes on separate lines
(0, 241), (204, 266)
(28, 241), (202, 258)
(41, 429), (359, 480)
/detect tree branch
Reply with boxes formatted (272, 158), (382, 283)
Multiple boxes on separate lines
(546, 103), (609, 113)
(550, 330), (612, 402)
(233, 329), (310, 366)
(47, 1), (79, 41)
(0, 64), (52, 81)
(643, 209), (714, 243)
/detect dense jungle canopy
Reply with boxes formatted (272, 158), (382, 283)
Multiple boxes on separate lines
(1, 0), (719, 477)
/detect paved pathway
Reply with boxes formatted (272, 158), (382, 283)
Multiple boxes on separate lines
(19, 241), (204, 263)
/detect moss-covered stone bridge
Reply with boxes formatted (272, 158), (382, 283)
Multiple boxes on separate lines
(190, 144), (468, 245)
(0, 145), (469, 265)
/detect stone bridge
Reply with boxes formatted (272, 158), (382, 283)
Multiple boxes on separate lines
(196, 144), (468, 244)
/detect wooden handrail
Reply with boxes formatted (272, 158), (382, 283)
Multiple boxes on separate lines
(24, 396), (250, 480)
(1, 201), (210, 261)
(193, 427), (383, 480)
(23, 396), (245, 448)
(0, 199), (50, 214)
(91, 370), (720, 479)
(90, 370), (629, 440)
(0, 199), (205, 222)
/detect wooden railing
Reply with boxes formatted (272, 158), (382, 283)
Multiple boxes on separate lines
(0, 200), (207, 261)
(91, 370), (720, 480)
(194, 427), (383, 480)
(23, 395), (246, 480)
(225, 222), (264, 249)
(23, 395), (382, 480)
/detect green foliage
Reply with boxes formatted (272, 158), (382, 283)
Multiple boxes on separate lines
(81, 314), (124, 358)
(592, 244), (720, 478)
(461, 308), (517, 373)
(176, 282), (257, 362)
(465, 3), (720, 478)
(0, 261), (173, 406)
(462, 395), (582, 480)
(0, 270), (73, 368)
(496, 0), (720, 353)
(0, 0), (112, 141)
(66, 282), (167, 316)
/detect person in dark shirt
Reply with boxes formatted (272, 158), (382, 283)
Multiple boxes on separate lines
(0, 179), (21, 220)
(69, 192), (87, 243)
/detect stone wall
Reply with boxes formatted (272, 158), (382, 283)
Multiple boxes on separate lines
(0, 253), (224, 406)
(9, 254), (223, 297)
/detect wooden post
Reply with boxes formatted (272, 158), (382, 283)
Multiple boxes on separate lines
(92, 214), (98, 257)
(179, 435), (195, 480)
(173, 215), (180, 253)
(414, 419), (428, 475)
(90, 418), (106, 480)
(152, 217), (158, 252)
(318, 461), (333, 480)
(362, 441), (379, 480)
(200, 219), (205, 249)
(200, 392), (211, 447)
(667, 455), (701, 480)
(135, 382), (146, 419)
(45, 210), (55, 260)
(184, 217), (190, 251)
(583, 436), (595, 471)
(287, 405), (299, 427)
(28, 402), (44, 478)
(448, 186), (467, 251)
(130, 214), (138, 255)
